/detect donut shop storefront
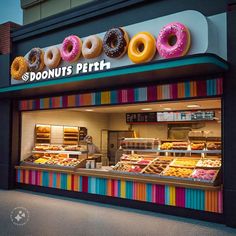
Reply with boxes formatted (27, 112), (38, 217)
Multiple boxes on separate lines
(1, 0), (236, 228)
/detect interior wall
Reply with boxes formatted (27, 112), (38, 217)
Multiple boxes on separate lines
(108, 112), (221, 138)
(21, 110), (109, 160)
(21, 109), (221, 160)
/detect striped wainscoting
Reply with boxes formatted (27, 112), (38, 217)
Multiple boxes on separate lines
(16, 169), (223, 213)
(19, 78), (223, 111)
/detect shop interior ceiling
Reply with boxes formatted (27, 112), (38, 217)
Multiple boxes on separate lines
(67, 98), (221, 113)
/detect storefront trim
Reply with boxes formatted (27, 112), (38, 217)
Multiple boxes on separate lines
(2, 54), (227, 99)
(19, 78), (223, 111)
(16, 168), (223, 214)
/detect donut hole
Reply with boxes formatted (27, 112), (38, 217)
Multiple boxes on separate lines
(31, 56), (37, 63)
(86, 41), (92, 49)
(111, 39), (118, 48)
(168, 35), (177, 46)
(67, 45), (73, 53)
(48, 51), (53, 60)
(137, 43), (145, 53)
(15, 64), (20, 71)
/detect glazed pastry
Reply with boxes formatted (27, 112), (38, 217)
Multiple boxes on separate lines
(207, 142), (221, 150)
(170, 159), (198, 168)
(156, 22), (191, 59)
(60, 35), (82, 62)
(191, 169), (217, 181)
(28, 48), (45, 72)
(103, 27), (129, 58)
(11, 56), (28, 80)
(191, 143), (205, 150)
(163, 167), (193, 178)
(143, 159), (172, 175)
(160, 142), (173, 150)
(128, 32), (156, 63)
(82, 35), (103, 59)
(172, 142), (188, 150)
(196, 159), (221, 168)
(44, 46), (61, 69)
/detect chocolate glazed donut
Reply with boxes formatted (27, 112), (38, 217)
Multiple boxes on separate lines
(103, 28), (129, 58)
(28, 48), (44, 72)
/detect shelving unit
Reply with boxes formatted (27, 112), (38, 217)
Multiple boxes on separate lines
(63, 126), (79, 145)
(35, 125), (51, 144)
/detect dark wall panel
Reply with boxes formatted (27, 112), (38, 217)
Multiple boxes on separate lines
(223, 6), (236, 228)
(0, 100), (11, 189)
(0, 55), (10, 88)
(13, 0), (227, 56)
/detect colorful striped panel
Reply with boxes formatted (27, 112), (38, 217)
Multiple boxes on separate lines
(16, 169), (223, 213)
(19, 78), (223, 111)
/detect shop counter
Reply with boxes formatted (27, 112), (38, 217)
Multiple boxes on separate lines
(15, 165), (223, 214)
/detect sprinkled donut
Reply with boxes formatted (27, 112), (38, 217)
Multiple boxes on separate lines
(103, 28), (129, 58)
(11, 56), (28, 80)
(82, 35), (103, 59)
(60, 35), (82, 62)
(28, 48), (45, 72)
(128, 32), (156, 64)
(44, 46), (61, 69)
(156, 22), (191, 59)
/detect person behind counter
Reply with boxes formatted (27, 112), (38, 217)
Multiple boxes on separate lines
(84, 135), (100, 155)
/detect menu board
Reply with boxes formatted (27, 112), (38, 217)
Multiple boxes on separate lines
(126, 111), (215, 123)
(157, 111), (215, 122)
(126, 112), (157, 123)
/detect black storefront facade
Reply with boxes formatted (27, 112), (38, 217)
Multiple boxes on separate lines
(0, 0), (236, 228)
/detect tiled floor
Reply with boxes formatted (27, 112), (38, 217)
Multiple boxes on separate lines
(0, 189), (236, 236)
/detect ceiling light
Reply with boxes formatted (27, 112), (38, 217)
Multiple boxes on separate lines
(163, 108), (172, 111)
(85, 109), (94, 112)
(187, 104), (201, 108)
(141, 108), (152, 111)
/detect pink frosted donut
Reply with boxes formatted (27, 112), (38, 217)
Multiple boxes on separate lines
(60, 35), (82, 62)
(156, 22), (191, 59)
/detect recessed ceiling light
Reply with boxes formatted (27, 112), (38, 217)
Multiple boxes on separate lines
(85, 109), (94, 112)
(187, 104), (201, 108)
(141, 108), (152, 111)
(163, 108), (172, 111)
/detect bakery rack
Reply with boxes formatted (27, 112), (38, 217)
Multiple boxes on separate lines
(35, 124), (51, 144)
(63, 126), (79, 145)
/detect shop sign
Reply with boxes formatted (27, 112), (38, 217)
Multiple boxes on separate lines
(21, 59), (111, 82)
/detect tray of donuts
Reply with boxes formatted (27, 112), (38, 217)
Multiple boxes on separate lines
(141, 157), (173, 176)
(195, 157), (222, 169)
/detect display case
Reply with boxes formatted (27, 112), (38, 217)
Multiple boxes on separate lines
(21, 144), (88, 170)
(112, 153), (221, 186)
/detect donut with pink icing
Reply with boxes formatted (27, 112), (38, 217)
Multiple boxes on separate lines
(156, 22), (191, 59)
(60, 35), (82, 62)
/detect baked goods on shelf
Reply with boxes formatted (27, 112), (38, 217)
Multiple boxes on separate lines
(170, 158), (199, 168)
(196, 159), (221, 168)
(33, 145), (50, 151)
(172, 142), (188, 150)
(190, 169), (218, 181)
(207, 142), (221, 150)
(64, 127), (78, 133)
(22, 152), (86, 168)
(191, 143), (205, 150)
(129, 166), (143, 173)
(120, 138), (158, 150)
(142, 158), (172, 175)
(160, 142), (173, 150)
(162, 167), (193, 178)
(64, 145), (81, 151)
(36, 125), (50, 133)
(64, 127), (79, 145)
(113, 162), (132, 172)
